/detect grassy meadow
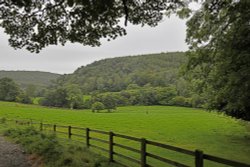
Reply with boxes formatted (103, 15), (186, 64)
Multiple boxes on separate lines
(0, 101), (249, 166)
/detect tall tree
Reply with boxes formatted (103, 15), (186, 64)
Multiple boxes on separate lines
(0, 0), (189, 53)
(185, 0), (250, 120)
(25, 84), (37, 97)
(0, 77), (20, 101)
(65, 84), (83, 109)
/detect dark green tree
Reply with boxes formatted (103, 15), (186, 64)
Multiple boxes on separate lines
(0, 77), (20, 101)
(0, 0), (189, 52)
(65, 84), (83, 109)
(185, 0), (250, 120)
(91, 102), (105, 113)
(102, 93), (117, 112)
(40, 87), (68, 107)
(16, 91), (32, 104)
(25, 84), (37, 97)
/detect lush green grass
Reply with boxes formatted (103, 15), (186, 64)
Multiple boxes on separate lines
(0, 101), (249, 166)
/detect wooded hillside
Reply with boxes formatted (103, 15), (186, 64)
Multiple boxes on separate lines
(0, 71), (60, 89)
(57, 52), (186, 93)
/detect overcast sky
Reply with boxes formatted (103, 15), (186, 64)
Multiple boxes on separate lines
(0, 16), (188, 74)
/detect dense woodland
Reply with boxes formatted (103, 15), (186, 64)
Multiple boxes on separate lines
(41, 52), (197, 110)
(56, 52), (186, 93)
(0, 52), (203, 112)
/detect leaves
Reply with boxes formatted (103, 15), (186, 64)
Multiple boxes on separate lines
(0, 0), (186, 52)
(185, 0), (250, 120)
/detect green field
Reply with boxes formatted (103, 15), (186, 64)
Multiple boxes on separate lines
(0, 101), (249, 166)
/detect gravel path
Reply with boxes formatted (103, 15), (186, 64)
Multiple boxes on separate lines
(0, 136), (31, 167)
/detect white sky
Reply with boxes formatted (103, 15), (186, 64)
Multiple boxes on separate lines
(0, 16), (188, 74)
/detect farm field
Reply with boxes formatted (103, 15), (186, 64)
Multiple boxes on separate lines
(0, 101), (249, 166)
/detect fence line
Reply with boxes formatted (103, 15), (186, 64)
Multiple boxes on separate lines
(2, 118), (250, 167)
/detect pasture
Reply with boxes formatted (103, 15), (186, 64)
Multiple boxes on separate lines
(0, 101), (249, 166)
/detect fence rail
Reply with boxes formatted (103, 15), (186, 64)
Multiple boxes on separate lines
(2, 118), (250, 167)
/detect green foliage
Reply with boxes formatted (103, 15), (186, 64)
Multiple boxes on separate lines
(4, 127), (62, 161)
(40, 87), (69, 108)
(91, 102), (105, 112)
(170, 96), (192, 107)
(0, 1), (188, 52)
(92, 93), (117, 112)
(0, 117), (6, 124)
(40, 84), (83, 109)
(0, 77), (33, 104)
(42, 52), (193, 109)
(90, 86), (191, 107)
(3, 127), (117, 167)
(0, 71), (60, 89)
(0, 77), (20, 102)
(16, 91), (32, 104)
(55, 52), (186, 94)
(185, 0), (250, 120)
(25, 84), (37, 97)
(65, 84), (83, 109)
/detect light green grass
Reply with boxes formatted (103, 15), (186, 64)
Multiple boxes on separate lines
(0, 101), (249, 166)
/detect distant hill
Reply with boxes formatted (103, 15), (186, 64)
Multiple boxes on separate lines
(57, 52), (186, 93)
(0, 71), (61, 89)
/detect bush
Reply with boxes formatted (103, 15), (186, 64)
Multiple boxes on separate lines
(4, 127), (119, 167)
(4, 127), (62, 161)
(91, 102), (105, 112)
(0, 117), (6, 124)
(16, 92), (32, 104)
(170, 96), (192, 107)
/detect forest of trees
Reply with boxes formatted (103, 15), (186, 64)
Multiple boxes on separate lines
(56, 52), (186, 93)
(0, 52), (198, 110)
(35, 52), (203, 111)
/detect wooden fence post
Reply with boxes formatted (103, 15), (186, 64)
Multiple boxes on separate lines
(40, 122), (43, 131)
(141, 138), (147, 167)
(53, 125), (56, 132)
(86, 128), (90, 147)
(109, 131), (114, 162)
(195, 149), (204, 167)
(68, 126), (72, 139)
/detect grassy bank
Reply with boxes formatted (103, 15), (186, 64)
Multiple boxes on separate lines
(1, 125), (118, 167)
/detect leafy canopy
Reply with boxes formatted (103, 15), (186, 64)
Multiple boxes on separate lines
(0, 77), (20, 101)
(0, 0), (189, 52)
(185, 0), (250, 120)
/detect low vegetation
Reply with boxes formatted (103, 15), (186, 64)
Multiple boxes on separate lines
(2, 126), (119, 167)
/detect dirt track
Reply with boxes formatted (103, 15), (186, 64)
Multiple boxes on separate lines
(0, 136), (31, 167)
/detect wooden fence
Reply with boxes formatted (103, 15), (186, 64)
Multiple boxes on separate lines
(2, 118), (250, 167)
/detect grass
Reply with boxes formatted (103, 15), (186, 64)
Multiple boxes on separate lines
(2, 126), (118, 167)
(0, 101), (249, 166)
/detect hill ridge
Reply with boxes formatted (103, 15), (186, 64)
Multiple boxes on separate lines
(0, 70), (61, 89)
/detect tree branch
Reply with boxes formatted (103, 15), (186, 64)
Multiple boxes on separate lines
(122, 0), (128, 26)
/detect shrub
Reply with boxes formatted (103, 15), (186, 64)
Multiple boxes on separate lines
(91, 102), (105, 112)
(0, 117), (6, 124)
(4, 127), (119, 167)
